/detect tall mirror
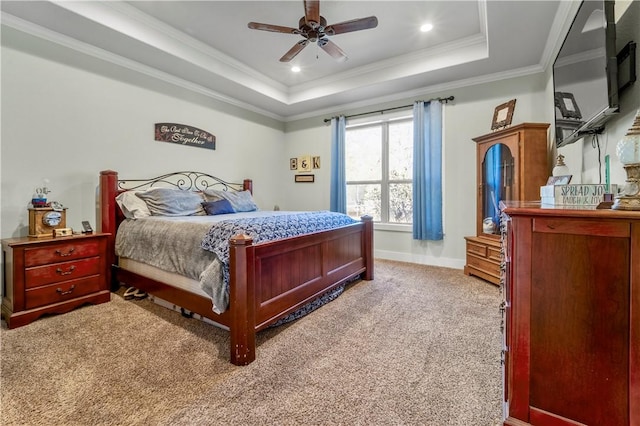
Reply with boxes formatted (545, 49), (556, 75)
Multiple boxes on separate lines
(481, 143), (514, 235)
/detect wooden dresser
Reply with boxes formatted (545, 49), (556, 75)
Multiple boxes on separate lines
(2, 233), (111, 329)
(464, 123), (549, 285)
(501, 202), (639, 426)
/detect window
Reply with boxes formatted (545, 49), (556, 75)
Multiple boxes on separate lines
(345, 114), (413, 224)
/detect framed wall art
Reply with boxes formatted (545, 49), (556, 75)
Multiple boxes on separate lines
(294, 174), (314, 183)
(491, 99), (516, 130)
(154, 123), (216, 150)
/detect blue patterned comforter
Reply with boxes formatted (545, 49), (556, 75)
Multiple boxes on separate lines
(200, 211), (357, 311)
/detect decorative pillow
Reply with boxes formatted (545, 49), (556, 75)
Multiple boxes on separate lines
(204, 189), (258, 212)
(202, 199), (235, 215)
(135, 188), (205, 216)
(115, 191), (152, 219)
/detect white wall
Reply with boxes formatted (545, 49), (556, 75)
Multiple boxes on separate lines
(283, 73), (551, 268)
(1, 32), (551, 271)
(1, 43), (286, 239)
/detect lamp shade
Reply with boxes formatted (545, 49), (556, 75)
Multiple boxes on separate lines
(612, 110), (640, 210)
(616, 110), (640, 165)
(552, 154), (570, 176)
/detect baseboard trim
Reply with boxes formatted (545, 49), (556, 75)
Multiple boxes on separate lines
(374, 250), (465, 270)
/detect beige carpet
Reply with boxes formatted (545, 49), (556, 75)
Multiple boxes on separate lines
(0, 260), (502, 425)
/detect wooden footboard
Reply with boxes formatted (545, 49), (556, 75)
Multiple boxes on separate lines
(99, 170), (374, 365)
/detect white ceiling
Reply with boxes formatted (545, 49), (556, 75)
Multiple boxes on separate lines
(0, 1), (575, 121)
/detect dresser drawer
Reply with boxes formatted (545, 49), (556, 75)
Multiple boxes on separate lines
(467, 241), (488, 257)
(466, 253), (500, 277)
(488, 246), (502, 262)
(25, 257), (101, 289)
(24, 276), (103, 309)
(24, 240), (102, 267)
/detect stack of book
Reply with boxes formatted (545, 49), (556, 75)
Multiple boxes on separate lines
(540, 184), (618, 206)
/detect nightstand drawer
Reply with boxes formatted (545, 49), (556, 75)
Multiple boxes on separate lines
(25, 257), (101, 289)
(24, 276), (103, 309)
(24, 240), (102, 267)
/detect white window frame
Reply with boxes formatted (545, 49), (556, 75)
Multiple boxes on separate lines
(346, 110), (413, 232)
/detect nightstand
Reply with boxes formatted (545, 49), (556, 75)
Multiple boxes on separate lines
(2, 233), (111, 329)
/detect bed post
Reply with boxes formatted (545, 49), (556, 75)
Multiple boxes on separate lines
(100, 170), (118, 291)
(228, 233), (256, 365)
(362, 215), (374, 280)
(243, 179), (253, 194)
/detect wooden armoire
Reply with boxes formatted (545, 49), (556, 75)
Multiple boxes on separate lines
(463, 122), (549, 284)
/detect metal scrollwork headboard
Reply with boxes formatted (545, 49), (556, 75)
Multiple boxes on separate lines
(117, 171), (246, 193)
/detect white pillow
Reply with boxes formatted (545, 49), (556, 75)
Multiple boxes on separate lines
(116, 191), (151, 219)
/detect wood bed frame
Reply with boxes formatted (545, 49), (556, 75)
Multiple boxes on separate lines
(99, 170), (373, 365)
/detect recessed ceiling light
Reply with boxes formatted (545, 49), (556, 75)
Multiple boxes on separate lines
(291, 66), (301, 73)
(420, 23), (433, 33)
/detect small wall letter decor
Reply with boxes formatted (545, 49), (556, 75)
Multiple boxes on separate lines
(298, 155), (311, 172)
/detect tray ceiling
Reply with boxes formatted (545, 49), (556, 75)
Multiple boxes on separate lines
(1, 1), (571, 121)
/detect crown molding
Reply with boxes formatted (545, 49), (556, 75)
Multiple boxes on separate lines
(1, 11), (287, 121)
(285, 63), (545, 123)
(52, 0), (289, 102)
(539, 0), (581, 72)
(2, 0), (561, 124)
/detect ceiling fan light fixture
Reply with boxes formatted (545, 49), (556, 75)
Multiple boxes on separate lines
(420, 23), (434, 33)
(247, 0), (377, 62)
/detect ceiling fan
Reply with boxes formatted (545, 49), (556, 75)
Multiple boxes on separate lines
(247, 0), (378, 63)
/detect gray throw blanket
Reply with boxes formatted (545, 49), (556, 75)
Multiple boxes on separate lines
(115, 218), (226, 310)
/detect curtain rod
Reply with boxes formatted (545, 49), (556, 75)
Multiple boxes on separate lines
(323, 95), (454, 124)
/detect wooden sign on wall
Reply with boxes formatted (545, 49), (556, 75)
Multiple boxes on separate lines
(154, 123), (216, 150)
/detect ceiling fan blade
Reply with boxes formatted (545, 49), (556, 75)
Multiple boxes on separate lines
(248, 22), (300, 35)
(325, 16), (378, 35)
(280, 39), (309, 62)
(318, 38), (348, 62)
(304, 0), (320, 28)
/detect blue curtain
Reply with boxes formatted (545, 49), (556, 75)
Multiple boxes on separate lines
(330, 116), (347, 213)
(412, 101), (443, 240)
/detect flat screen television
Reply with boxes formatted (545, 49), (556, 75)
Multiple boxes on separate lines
(553, 0), (619, 148)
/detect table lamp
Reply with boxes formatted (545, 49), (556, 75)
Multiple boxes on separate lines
(612, 110), (640, 210)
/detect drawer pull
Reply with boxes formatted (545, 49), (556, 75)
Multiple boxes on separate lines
(55, 247), (75, 257)
(56, 266), (76, 276)
(56, 285), (76, 296)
